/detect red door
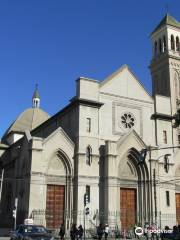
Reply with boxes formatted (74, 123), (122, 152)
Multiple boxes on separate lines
(176, 193), (180, 224)
(120, 188), (136, 231)
(46, 185), (65, 229)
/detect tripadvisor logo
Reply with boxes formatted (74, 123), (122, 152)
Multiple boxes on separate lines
(135, 226), (172, 236)
(135, 227), (143, 236)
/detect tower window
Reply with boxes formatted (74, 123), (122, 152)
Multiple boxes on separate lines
(176, 36), (180, 51)
(154, 41), (157, 57)
(163, 36), (166, 52)
(86, 146), (92, 165)
(171, 35), (175, 50)
(159, 39), (162, 53)
(166, 191), (170, 206)
(86, 185), (90, 203)
(86, 118), (91, 132)
(163, 130), (167, 144)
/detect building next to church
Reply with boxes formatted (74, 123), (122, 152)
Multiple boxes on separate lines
(0, 14), (180, 231)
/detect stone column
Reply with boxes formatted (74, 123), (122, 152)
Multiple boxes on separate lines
(104, 140), (119, 227)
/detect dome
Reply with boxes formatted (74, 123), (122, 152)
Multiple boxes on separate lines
(3, 108), (50, 139)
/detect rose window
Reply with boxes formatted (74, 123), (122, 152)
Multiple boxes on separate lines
(121, 112), (135, 129)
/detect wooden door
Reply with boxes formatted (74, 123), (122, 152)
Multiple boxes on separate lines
(120, 188), (136, 231)
(46, 185), (65, 229)
(176, 193), (180, 224)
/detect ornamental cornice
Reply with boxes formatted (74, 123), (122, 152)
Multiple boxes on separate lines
(170, 62), (180, 68)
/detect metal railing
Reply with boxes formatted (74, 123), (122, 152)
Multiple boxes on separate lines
(30, 209), (177, 232)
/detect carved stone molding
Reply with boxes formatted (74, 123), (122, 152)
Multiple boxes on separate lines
(112, 101), (143, 137)
(170, 62), (180, 68)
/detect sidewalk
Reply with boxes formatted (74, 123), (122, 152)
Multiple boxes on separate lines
(0, 238), (136, 240)
(0, 237), (145, 240)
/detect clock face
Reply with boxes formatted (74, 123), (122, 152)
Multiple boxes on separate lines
(120, 112), (136, 130)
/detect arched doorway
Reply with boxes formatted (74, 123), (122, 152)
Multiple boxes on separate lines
(45, 149), (73, 229)
(119, 148), (150, 230)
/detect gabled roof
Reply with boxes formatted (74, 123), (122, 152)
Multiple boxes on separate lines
(100, 65), (152, 102)
(117, 129), (147, 150)
(151, 14), (180, 35)
(42, 126), (74, 147)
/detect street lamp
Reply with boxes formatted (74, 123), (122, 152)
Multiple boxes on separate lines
(173, 109), (180, 128)
(138, 149), (147, 163)
(138, 147), (173, 225)
(153, 153), (171, 225)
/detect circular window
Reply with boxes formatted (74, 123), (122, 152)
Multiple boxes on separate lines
(120, 112), (136, 129)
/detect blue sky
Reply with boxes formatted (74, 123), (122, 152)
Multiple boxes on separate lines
(0, 0), (180, 137)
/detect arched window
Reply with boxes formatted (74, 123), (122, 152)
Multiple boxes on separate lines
(154, 41), (157, 57)
(176, 36), (180, 51)
(163, 36), (166, 52)
(86, 146), (92, 165)
(159, 39), (162, 53)
(171, 35), (175, 50)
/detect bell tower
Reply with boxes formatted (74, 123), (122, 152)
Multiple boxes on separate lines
(150, 14), (180, 146)
(150, 14), (180, 114)
(32, 84), (40, 108)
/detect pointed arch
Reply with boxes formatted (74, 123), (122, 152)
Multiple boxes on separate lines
(128, 147), (149, 181)
(55, 148), (73, 228)
(127, 147), (150, 224)
(117, 146), (150, 227)
(56, 148), (73, 176)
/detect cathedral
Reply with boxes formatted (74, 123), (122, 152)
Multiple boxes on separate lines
(0, 14), (180, 232)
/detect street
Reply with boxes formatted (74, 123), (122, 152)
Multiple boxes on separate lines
(0, 237), (143, 240)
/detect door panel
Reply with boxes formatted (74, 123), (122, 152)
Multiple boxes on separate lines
(176, 193), (180, 224)
(120, 188), (136, 231)
(46, 185), (65, 229)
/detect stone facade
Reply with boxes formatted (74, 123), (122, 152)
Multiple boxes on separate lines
(1, 14), (180, 231)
